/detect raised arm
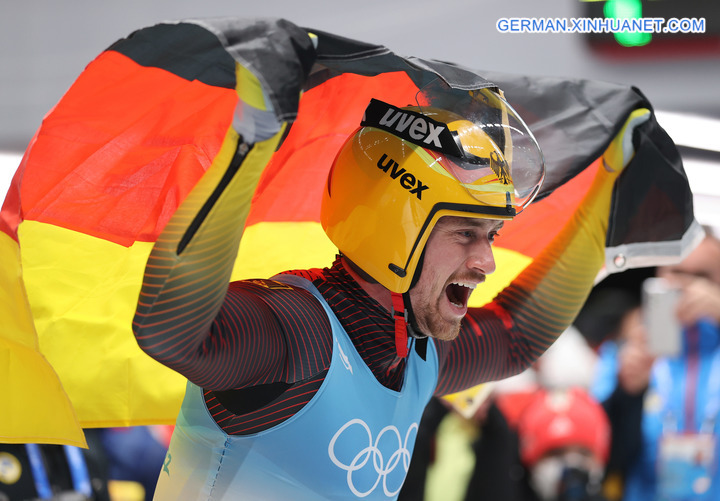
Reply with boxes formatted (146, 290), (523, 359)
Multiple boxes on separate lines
(436, 109), (651, 395)
(131, 129), (290, 390)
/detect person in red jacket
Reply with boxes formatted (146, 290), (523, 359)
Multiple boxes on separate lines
(518, 387), (612, 501)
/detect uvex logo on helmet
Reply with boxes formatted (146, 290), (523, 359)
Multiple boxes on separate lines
(361, 99), (464, 157)
(376, 153), (429, 200)
(377, 108), (445, 148)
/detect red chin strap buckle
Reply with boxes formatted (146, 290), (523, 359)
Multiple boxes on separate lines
(391, 292), (409, 359)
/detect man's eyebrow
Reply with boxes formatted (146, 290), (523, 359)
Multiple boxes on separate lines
(443, 217), (504, 231)
(468, 219), (504, 230)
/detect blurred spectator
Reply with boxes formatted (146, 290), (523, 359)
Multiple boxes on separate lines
(591, 230), (720, 500)
(100, 426), (170, 501)
(461, 385), (529, 501)
(517, 387), (611, 501)
(399, 328), (610, 501)
(0, 426), (170, 501)
(398, 384), (527, 501)
(0, 429), (110, 501)
(590, 304), (652, 501)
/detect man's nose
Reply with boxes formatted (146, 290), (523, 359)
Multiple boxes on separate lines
(467, 239), (496, 276)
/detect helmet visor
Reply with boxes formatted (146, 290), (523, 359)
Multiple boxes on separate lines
(413, 79), (545, 212)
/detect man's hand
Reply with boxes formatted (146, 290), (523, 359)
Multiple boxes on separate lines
(675, 277), (720, 327)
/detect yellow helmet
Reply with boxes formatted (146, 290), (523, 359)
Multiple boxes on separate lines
(321, 82), (544, 293)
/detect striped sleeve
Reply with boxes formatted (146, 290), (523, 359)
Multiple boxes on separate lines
(130, 115), (296, 390)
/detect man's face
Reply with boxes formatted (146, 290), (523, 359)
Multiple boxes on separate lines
(409, 215), (502, 341)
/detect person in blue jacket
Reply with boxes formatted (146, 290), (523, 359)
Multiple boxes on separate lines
(592, 230), (720, 501)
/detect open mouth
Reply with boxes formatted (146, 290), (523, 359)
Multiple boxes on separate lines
(445, 281), (477, 309)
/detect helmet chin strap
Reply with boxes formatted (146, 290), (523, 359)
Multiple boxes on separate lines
(389, 248), (430, 359)
(390, 292), (410, 358)
(342, 252), (429, 360)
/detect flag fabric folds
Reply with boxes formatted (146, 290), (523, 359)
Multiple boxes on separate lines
(0, 18), (699, 445)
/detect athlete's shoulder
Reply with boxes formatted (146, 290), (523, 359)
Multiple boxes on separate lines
(227, 276), (331, 334)
(242, 278), (299, 290)
(231, 266), (327, 294)
(229, 277), (318, 303)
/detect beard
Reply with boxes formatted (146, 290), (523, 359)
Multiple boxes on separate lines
(409, 270), (483, 341)
(410, 294), (463, 341)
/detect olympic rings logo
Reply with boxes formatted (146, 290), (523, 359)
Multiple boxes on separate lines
(328, 418), (418, 498)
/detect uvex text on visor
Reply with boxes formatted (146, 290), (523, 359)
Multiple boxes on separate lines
(320, 85), (545, 294)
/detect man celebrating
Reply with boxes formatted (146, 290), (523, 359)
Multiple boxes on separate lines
(132, 82), (627, 500)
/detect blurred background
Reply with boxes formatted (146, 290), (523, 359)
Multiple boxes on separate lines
(1, 0), (719, 225)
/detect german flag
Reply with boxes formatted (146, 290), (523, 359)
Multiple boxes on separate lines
(0, 18), (698, 446)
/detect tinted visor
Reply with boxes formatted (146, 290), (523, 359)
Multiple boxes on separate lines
(421, 80), (543, 211)
(361, 79), (545, 212)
